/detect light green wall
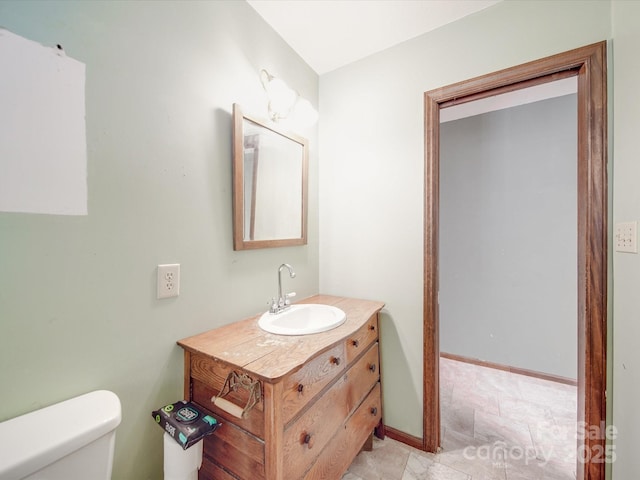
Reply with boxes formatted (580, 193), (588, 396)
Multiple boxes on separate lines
(4, 0), (640, 478)
(319, 0), (611, 441)
(0, 2), (318, 479)
(612, 1), (640, 478)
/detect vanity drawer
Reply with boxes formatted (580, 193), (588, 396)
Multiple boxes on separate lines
(190, 354), (264, 413)
(202, 421), (265, 480)
(191, 377), (265, 439)
(281, 342), (346, 424)
(199, 456), (240, 480)
(345, 313), (379, 364)
(303, 383), (382, 480)
(282, 372), (349, 479)
(282, 343), (380, 479)
(344, 342), (379, 414)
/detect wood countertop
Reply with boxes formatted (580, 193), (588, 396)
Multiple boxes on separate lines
(177, 294), (385, 382)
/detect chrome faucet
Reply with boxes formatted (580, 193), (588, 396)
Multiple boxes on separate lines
(270, 263), (296, 314)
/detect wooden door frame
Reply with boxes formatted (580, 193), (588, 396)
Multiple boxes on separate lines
(423, 42), (607, 480)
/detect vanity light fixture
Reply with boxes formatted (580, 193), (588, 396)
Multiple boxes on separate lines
(260, 69), (318, 127)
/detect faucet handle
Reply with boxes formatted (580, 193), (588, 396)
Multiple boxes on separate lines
(269, 297), (278, 313)
(285, 292), (296, 306)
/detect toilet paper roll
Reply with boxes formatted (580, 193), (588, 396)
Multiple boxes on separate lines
(163, 433), (202, 480)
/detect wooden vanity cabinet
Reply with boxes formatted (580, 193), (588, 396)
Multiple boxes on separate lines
(177, 295), (385, 480)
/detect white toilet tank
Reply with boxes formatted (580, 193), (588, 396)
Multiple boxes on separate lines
(0, 390), (121, 480)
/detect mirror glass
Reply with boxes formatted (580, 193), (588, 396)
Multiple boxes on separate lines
(233, 104), (308, 250)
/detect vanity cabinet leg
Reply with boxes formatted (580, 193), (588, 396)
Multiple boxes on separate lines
(361, 433), (374, 452)
(263, 382), (284, 480)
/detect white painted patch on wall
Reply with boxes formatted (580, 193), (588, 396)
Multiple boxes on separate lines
(0, 28), (87, 215)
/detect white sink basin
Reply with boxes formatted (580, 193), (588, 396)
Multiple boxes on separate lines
(258, 304), (347, 336)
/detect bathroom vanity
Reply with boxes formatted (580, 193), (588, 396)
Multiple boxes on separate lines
(177, 294), (384, 480)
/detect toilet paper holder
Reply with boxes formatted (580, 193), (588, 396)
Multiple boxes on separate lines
(211, 371), (261, 419)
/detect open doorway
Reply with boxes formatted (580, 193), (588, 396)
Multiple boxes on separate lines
(438, 79), (578, 478)
(423, 43), (607, 480)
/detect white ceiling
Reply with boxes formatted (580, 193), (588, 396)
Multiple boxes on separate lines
(247, 0), (502, 75)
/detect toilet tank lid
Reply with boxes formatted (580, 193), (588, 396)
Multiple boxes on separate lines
(0, 390), (121, 480)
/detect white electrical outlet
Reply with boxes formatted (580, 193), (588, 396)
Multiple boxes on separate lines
(615, 222), (637, 253)
(157, 264), (180, 299)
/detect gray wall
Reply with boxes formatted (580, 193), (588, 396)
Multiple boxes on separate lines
(439, 94), (577, 379)
(0, 2), (318, 479)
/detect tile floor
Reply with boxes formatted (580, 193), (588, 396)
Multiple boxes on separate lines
(344, 357), (577, 479)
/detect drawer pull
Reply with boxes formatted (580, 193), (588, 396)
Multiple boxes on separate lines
(351, 340), (359, 347)
(369, 363), (377, 373)
(370, 407), (378, 416)
(331, 356), (341, 366)
(301, 432), (314, 448)
(297, 383), (304, 393)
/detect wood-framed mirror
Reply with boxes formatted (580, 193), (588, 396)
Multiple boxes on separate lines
(232, 104), (308, 250)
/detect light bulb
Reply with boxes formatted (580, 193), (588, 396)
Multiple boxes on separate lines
(292, 98), (318, 127)
(267, 77), (298, 119)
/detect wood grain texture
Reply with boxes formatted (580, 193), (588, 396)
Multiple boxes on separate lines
(303, 384), (382, 480)
(282, 343), (379, 478)
(281, 343), (346, 424)
(181, 295), (385, 480)
(282, 374), (350, 479)
(343, 343), (380, 416)
(423, 89), (441, 453)
(202, 424), (265, 480)
(423, 42), (607, 480)
(199, 459), (239, 480)
(344, 314), (378, 365)
(575, 42), (608, 480)
(183, 350), (191, 400)
(205, 421), (264, 467)
(384, 425), (423, 451)
(178, 295), (384, 381)
(191, 379), (265, 439)
(190, 354), (265, 413)
(263, 381), (284, 480)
